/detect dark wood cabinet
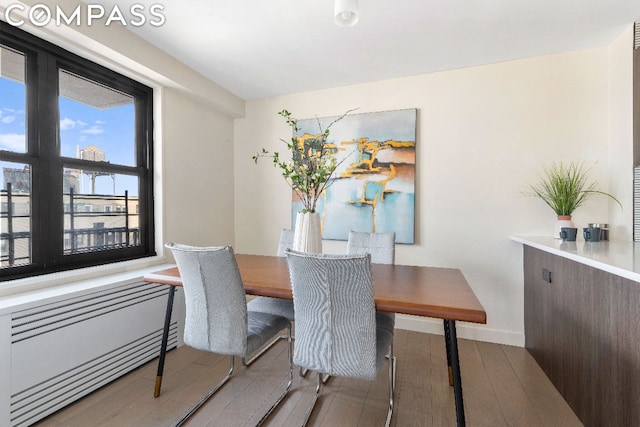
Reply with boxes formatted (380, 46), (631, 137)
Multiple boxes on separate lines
(524, 245), (640, 426)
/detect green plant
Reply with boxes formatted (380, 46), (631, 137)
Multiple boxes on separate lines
(253, 109), (355, 213)
(528, 161), (622, 216)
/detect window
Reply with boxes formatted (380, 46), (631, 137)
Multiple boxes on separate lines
(0, 23), (154, 280)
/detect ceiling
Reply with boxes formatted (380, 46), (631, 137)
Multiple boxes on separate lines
(93, 0), (640, 101)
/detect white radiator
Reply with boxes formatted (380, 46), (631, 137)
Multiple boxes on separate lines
(7, 280), (179, 427)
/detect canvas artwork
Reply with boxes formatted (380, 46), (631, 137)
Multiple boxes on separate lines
(291, 108), (417, 244)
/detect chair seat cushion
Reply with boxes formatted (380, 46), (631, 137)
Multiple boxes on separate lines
(248, 296), (295, 321)
(246, 311), (290, 356)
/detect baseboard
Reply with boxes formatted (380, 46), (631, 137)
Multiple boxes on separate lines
(395, 314), (525, 347)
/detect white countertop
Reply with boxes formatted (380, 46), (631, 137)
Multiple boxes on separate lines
(511, 236), (640, 283)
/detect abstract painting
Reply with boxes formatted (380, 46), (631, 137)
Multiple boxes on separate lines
(291, 108), (416, 244)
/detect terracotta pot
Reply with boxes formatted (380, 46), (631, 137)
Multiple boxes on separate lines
(556, 215), (575, 238)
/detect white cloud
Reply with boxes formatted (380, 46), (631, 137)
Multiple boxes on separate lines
(95, 120), (106, 125)
(60, 118), (89, 130)
(0, 133), (26, 151)
(0, 109), (23, 125)
(82, 125), (104, 135)
(60, 117), (77, 130)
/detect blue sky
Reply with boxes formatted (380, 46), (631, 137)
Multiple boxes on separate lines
(59, 97), (135, 166)
(0, 76), (26, 152)
(1, 76), (138, 196)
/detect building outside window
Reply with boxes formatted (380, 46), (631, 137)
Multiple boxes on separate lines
(0, 22), (155, 280)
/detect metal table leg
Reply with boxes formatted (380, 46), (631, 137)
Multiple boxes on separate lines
(443, 319), (454, 386)
(445, 319), (465, 427)
(154, 285), (176, 397)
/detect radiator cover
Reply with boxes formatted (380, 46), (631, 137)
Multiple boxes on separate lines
(7, 280), (178, 427)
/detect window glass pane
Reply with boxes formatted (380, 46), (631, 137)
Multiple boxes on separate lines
(63, 168), (139, 254)
(0, 46), (27, 154)
(1, 25), (153, 280)
(59, 70), (135, 166)
(1, 162), (31, 268)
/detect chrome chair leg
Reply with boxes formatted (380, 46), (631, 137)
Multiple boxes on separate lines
(301, 371), (324, 427)
(175, 326), (294, 427)
(243, 334), (289, 366)
(243, 323), (295, 367)
(174, 356), (235, 427)
(256, 325), (294, 426)
(299, 367), (330, 384)
(385, 342), (396, 427)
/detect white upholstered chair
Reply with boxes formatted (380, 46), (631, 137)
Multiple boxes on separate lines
(286, 249), (396, 426)
(346, 230), (395, 264)
(165, 243), (292, 426)
(247, 229), (295, 322)
(244, 229), (296, 366)
(276, 228), (295, 257)
(347, 231), (396, 326)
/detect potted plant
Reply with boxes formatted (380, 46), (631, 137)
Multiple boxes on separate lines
(528, 161), (622, 236)
(253, 109), (355, 252)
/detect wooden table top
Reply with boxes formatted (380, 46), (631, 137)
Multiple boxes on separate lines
(144, 254), (487, 324)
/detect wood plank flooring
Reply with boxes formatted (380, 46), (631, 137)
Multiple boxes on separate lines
(33, 330), (582, 427)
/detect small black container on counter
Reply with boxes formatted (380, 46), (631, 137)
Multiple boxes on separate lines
(587, 223), (608, 241)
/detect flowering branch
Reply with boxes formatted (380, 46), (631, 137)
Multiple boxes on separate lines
(253, 109), (357, 213)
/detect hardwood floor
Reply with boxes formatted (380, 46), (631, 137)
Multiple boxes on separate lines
(33, 330), (582, 427)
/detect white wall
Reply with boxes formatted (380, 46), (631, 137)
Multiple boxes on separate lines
(234, 40), (632, 346)
(608, 26), (634, 240)
(162, 88), (236, 249)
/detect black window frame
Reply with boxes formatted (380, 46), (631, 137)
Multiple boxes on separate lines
(0, 22), (155, 281)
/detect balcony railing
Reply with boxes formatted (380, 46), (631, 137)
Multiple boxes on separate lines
(1, 185), (139, 268)
(63, 226), (140, 255)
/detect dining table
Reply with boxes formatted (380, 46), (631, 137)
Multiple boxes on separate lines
(143, 253), (486, 427)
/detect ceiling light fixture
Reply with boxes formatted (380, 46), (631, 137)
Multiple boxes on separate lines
(334, 0), (359, 27)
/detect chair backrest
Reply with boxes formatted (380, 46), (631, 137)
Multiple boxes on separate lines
(286, 250), (377, 380)
(277, 229), (295, 257)
(346, 231), (395, 264)
(165, 243), (248, 356)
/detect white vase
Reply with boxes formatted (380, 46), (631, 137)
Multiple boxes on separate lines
(555, 215), (575, 238)
(293, 211), (323, 253)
